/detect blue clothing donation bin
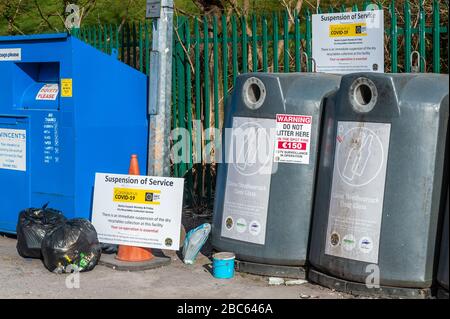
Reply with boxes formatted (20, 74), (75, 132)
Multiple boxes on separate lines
(0, 33), (148, 233)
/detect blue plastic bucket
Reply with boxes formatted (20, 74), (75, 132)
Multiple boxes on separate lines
(212, 252), (235, 279)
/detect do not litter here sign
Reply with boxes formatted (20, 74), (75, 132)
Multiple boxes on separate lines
(274, 114), (312, 165)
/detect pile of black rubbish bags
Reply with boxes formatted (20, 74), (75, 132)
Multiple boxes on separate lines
(16, 204), (102, 274)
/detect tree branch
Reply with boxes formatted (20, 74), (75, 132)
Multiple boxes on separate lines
(34, 0), (59, 32)
(118, 0), (133, 34)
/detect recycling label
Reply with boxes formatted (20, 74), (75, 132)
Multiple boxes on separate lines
(221, 117), (276, 245)
(274, 114), (312, 164)
(325, 121), (391, 264)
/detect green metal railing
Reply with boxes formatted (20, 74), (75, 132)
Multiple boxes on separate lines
(72, 0), (449, 207)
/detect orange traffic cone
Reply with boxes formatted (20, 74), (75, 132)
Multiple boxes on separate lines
(116, 155), (154, 262)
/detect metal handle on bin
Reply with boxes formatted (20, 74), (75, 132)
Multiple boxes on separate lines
(411, 51), (427, 73)
(411, 51), (420, 73)
(311, 58), (317, 73)
(301, 52), (308, 72)
(301, 53), (317, 73)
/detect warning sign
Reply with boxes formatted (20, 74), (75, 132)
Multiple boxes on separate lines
(274, 114), (312, 165)
(36, 84), (59, 101)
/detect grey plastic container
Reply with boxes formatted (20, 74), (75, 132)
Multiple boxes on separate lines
(309, 73), (449, 292)
(437, 189), (449, 296)
(212, 73), (341, 269)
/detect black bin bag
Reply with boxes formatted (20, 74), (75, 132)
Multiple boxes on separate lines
(101, 243), (118, 254)
(41, 218), (102, 273)
(16, 205), (67, 259)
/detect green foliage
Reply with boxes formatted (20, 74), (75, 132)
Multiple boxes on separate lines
(0, 0), (366, 36)
(1, 0), (146, 35)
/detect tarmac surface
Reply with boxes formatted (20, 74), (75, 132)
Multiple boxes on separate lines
(0, 234), (352, 299)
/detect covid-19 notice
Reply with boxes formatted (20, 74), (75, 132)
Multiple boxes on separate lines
(312, 10), (384, 74)
(92, 173), (184, 250)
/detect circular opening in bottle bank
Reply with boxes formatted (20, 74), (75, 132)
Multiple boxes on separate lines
(350, 77), (378, 113)
(243, 77), (267, 110)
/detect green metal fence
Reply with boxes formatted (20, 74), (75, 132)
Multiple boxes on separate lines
(73, 0), (449, 208)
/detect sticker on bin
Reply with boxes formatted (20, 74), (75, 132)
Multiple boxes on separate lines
(0, 48), (21, 61)
(61, 78), (73, 97)
(36, 84), (59, 101)
(274, 114), (312, 164)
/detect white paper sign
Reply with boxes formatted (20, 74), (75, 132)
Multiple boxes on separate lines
(312, 10), (384, 74)
(36, 84), (59, 101)
(92, 173), (184, 250)
(0, 128), (26, 171)
(0, 48), (21, 61)
(274, 114), (312, 165)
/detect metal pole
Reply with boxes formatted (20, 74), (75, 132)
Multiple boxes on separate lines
(146, 0), (174, 177)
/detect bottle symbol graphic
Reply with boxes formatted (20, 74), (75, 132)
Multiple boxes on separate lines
(342, 133), (374, 181)
(236, 127), (258, 171)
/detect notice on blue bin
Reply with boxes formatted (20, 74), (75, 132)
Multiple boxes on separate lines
(0, 128), (26, 171)
(91, 173), (184, 250)
(36, 83), (59, 101)
(0, 48), (21, 61)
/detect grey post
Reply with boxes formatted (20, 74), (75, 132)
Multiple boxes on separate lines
(146, 0), (174, 177)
